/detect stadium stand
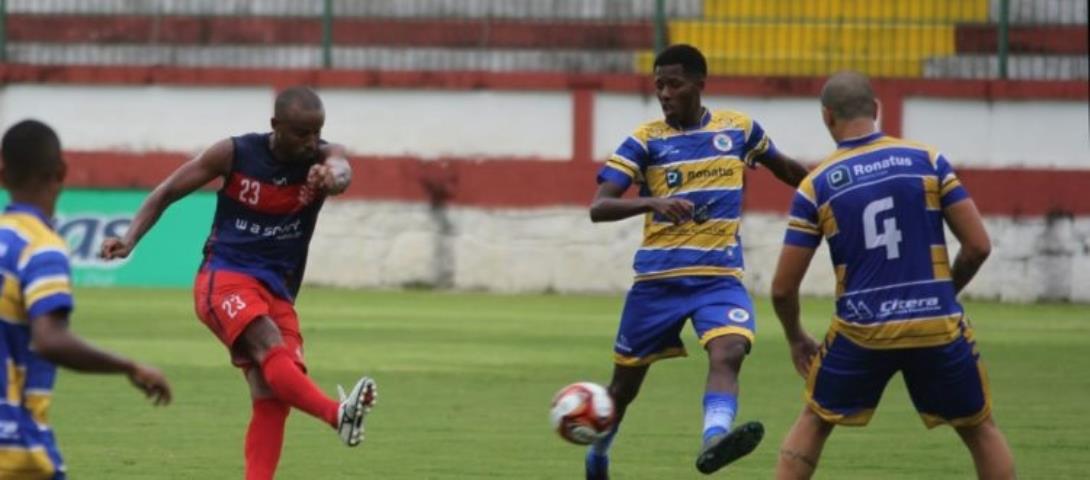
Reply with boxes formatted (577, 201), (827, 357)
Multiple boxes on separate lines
(2, 0), (1085, 78)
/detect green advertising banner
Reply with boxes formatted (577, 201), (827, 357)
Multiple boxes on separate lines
(2, 189), (216, 287)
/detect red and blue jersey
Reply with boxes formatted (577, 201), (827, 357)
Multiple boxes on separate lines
(201, 133), (325, 301)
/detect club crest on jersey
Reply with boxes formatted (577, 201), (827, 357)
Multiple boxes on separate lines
(712, 133), (733, 152)
(728, 308), (750, 323)
(828, 166), (853, 190)
(665, 168), (683, 188)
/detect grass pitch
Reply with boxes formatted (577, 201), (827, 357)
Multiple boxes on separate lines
(54, 288), (1089, 479)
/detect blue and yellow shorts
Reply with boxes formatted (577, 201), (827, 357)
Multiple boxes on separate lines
(0, 415), (66, 479)
(805, 321), (991, 428)
(613, 276), (755, 366)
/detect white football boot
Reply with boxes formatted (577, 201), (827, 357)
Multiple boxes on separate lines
(336, 376), (377, 447)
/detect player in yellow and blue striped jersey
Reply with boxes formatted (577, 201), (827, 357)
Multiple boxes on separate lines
(770, 72), (1016, 479)
(587, 44), (809, 478)
(0, 120), (171, 479)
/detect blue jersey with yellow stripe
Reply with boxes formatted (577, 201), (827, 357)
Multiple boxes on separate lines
(0, 203), (71, 478)
(598, 108), (774, 282)
(784, 132), (969, 349)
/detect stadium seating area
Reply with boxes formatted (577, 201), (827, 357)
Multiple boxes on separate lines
(3, 0), (1086, 79)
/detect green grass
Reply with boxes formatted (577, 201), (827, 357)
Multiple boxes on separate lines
(53, 288), (1089, 479)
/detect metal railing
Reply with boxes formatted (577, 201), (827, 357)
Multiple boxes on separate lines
(0, 0), (1084, 79)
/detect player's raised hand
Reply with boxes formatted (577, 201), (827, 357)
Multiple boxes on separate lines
(127, 363), (173, 406)
(649, 197), (695, 225)
(788, 334), (820, 379)
(307, 159), (351, 195)
(99, 237), (134, 260)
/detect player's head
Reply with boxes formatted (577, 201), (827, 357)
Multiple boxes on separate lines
(0, 119), (66, 197)
(271, 86), (325, 162)
(653, 44), (707, 127)
(820, 71), (878, 138)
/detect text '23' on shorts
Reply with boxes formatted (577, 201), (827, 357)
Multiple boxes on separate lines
(194, 269), (305, 370)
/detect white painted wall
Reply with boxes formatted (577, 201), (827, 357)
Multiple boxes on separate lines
(904, 98), (1090, 168)
(0, 85), (272, 152)
(0, 85), (1086, 168)
(0, 85), (572, 158)
(320, 89), (571, 159)
(309, 201), (1090, 302)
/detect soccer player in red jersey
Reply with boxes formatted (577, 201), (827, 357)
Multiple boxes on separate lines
(100, 87), (376, 480)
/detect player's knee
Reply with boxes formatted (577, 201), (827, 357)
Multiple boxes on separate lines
(608, 381), (640, 407)
(706, 336), (748, 369)
(955, 416), (1000, 443)
(801, 407), (835, 436)
(238, 317), (286, 363)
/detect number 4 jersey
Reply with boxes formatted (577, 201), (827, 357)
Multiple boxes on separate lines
(201, 133), (326, 302)
(784, 132), (970, 349)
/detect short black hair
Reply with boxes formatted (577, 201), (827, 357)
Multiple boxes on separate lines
(274, 86), (323, 118)
(653, 44), (707, 78)
(1, 119), (62, 188)
(820, 71), (877, 120)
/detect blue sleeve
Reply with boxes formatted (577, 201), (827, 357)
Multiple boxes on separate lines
(783, 188), (823, 249)
(20, 248), (74, 320)
(935, 154), (970, 208)
(742, 120), (775, 168)
(597, 135), (649, 191)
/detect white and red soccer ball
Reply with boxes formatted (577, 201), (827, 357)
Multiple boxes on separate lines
(549, 382), (616, 445)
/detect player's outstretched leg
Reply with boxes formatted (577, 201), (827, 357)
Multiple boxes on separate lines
(585, 365), (649, 480)
(337, 376), (378, 447)
(696, 334), (763, 474)
(241, 318), (378, 446)
(696, 420), (765, 474)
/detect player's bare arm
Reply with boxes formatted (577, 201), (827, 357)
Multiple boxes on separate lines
(758, 150), (810, 188)
(943, 198), (991, 295)
(100, 138), (233, 259)
(771, 244), (820, 378)
(589, 181), (694, 225)
(30, 310), (172, 405)
(310, 142), (352, 195)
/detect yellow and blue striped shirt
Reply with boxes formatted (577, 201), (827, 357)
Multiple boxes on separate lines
(0, 203), (72, 477)
(784, 132), (970, 349)
(598, 108), (774, 282)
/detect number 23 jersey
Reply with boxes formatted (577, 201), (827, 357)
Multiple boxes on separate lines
(202, 133), (325, 302)
(784, 132), (971, 349)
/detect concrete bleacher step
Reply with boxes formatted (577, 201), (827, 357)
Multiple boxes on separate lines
(924, 54), (1089, 79)
(660, 21), (958, 77)
(6, 0), (702, 19)
(638, 51), (934, 77)
(703, 0), (989, 21)
(990, 0), (1088, 24)
(5, 43), (640, 73)
(5, 14), (655, 49)
(667, 21), (958, 56)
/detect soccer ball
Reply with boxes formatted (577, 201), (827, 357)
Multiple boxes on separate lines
(549, 382), (616, 445)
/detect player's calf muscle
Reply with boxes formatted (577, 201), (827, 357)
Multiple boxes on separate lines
(779, 448), (818, 469)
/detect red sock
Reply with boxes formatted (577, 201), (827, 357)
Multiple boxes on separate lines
(260, 346), (340, 427)
(245, 398), (290, 480)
